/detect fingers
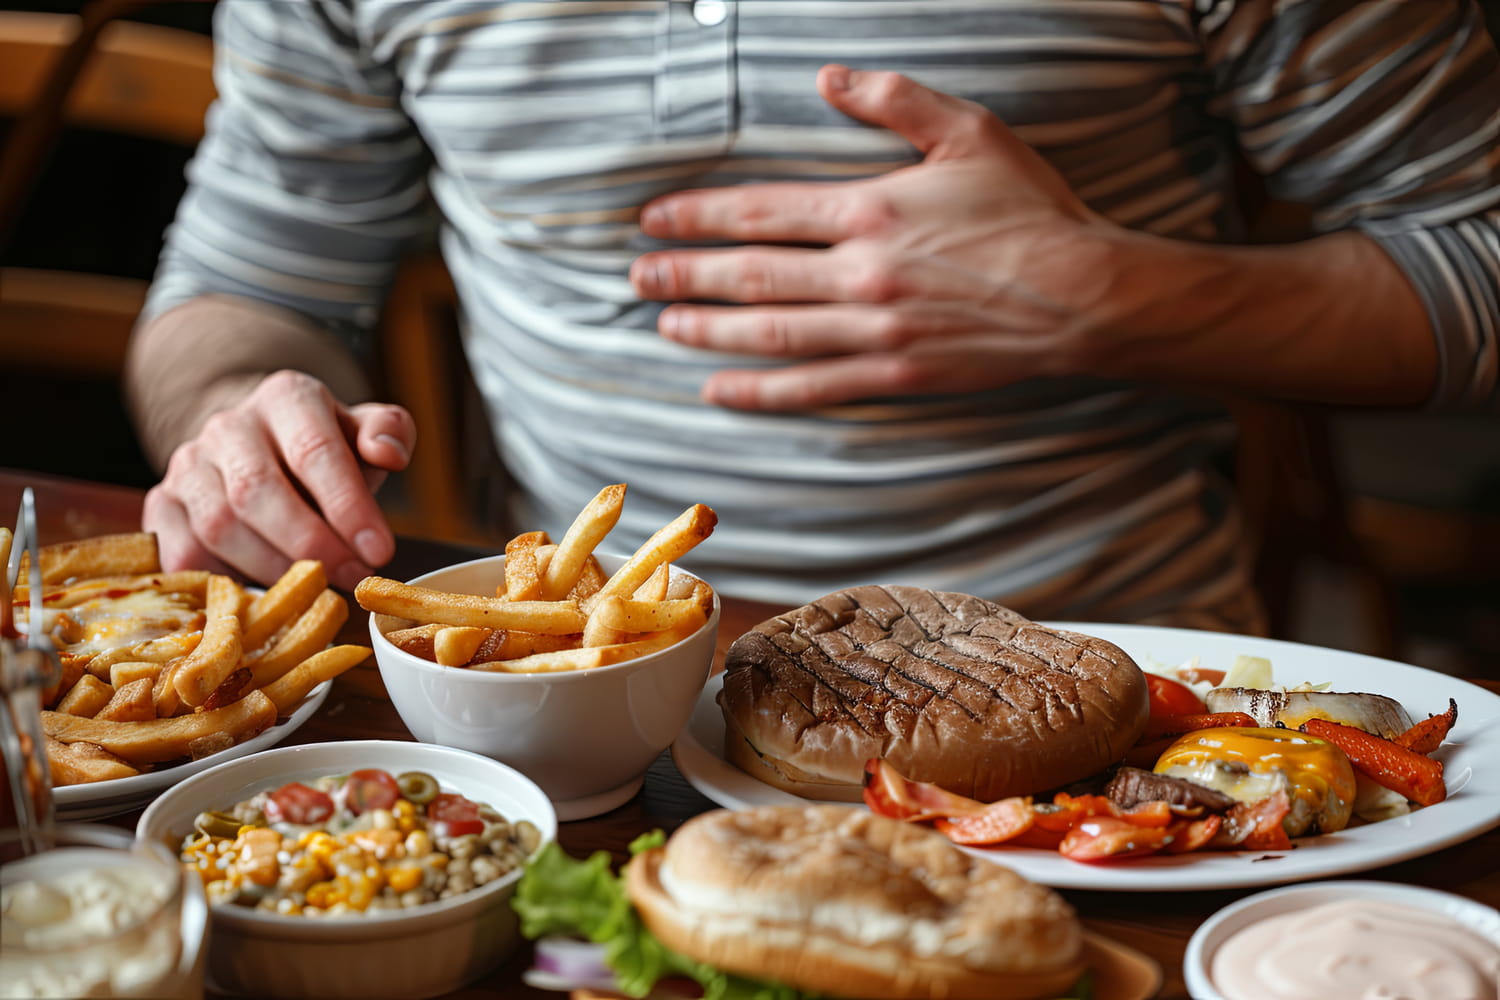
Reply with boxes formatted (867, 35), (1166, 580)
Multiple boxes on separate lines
(640, 181), (874, 244)
(199, 405), (375, 587)
(144, 371), (397, 591)
(698, 331), (1050, 410)
(255, 377), (394, 577)
(143, 481), (281, 583)
(349, 403), (416, 472)
(633, 243), (917, 304)
(816, 64), (1015, 161)
(700, 356), (923, 410)
(660, 302), (978, 357)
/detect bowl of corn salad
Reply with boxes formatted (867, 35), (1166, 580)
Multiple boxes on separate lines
(136, 739), (556, 1000)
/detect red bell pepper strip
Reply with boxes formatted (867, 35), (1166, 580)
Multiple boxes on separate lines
(1160, 814), (1222, 854)
(862, 759), (986, 821)
(1393, 699), (1458, 756)
(1302, 719), (1446, 807)
(934, 797), (1036, 846)
(1059, 816), (1177, 862)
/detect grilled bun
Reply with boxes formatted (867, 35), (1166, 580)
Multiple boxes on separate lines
(719, 586), (1150, 802)
(625, 806), (1084, 1000)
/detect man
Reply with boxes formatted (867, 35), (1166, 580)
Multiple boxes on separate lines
(126, 0), (1499, 632)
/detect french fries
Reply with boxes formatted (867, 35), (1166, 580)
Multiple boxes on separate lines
(9, 530), (370, 788)
(43, 689), (280, 765)
(359, 484), (717, 674)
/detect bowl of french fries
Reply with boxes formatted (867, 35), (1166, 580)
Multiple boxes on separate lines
(358, 485), (720, 820)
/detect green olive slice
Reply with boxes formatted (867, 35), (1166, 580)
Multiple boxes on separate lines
(194, 810), (245, 839)
(396, 771), (440, 805)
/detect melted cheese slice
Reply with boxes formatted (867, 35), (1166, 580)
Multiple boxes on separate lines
(60, 590), (204, 659)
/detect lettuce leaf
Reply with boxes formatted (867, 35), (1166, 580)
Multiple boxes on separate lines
(513, 832), (819, 1000)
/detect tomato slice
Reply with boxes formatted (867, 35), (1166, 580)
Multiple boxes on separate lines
(265, 782), (335, 825)
(1145, 674), (1206, 717)
(427, 793), (484, 837)
(344, 769), (402, 815)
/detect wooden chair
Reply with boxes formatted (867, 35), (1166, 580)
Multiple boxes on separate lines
(0, 5), (212, 379)
(0, 3), (490, 543)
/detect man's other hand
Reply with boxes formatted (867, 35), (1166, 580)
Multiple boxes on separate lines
(142, 370), (416, 591)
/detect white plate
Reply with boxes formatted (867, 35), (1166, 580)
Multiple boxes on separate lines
(52, 680), (331, 821)
(671, 623), (1500, 891)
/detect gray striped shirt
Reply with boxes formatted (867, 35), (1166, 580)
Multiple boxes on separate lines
(147, 0), (1500, 626)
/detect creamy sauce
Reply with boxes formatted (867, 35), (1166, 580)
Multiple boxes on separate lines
(0, 847), (181, 999)
(1212, 899), (1500, 1000)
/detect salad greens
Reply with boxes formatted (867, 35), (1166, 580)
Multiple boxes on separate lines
(513, 832), (817, 1000)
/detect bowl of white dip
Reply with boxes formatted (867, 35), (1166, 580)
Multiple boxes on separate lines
(0, 823), (207, 1000)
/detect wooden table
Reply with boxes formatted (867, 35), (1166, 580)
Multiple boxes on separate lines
(5, 467), (1498, 1000)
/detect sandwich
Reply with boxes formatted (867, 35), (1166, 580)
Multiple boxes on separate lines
(718, 586), (1150, 803)
(514, 804), (1091, 1000)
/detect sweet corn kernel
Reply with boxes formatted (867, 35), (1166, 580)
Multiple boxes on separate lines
(387, 866), (423, 893)
(304, 881), (342, 909)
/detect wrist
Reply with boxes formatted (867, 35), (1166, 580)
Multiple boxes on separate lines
(1070, 226), (1436, 405)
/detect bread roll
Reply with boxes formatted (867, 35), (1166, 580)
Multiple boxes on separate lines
(626, 805), (1084, 1000)
(719, 585), (1149, 801)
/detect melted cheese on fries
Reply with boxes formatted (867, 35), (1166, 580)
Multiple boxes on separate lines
(60, 590), (204, 659)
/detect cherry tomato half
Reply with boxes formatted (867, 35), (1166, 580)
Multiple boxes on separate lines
(427, 793), (484, 837)
(1145, 674), (1206, 717)
(344, 769), (402, 815)
(265, 782), (335, 825)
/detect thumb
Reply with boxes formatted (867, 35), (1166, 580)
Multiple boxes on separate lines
(348, 402), (416, 473)
(817, 64), (1021, 161)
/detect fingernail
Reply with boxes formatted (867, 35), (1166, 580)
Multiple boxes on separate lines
(354, 529), (385, 565)
(631, 258), (658, 294)
(704, 376), (748, 407)
(641, 204), (668, 232)
(659, 308), (680, 336)
(374, 433), (409, 464)
(825, 65), (852, 91)
(336, 561), (372, 591)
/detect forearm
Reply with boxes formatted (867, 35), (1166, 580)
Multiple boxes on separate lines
(124, 294), (374, 471)
(1091, 228), (1437, 407)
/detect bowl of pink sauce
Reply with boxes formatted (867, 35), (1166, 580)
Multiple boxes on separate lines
(1184, 880), (1500, 1000)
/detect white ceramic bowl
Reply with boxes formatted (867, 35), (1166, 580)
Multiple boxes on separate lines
(1184, 880), (1500, 1000)
(135, 740), (557, 1000)
(368, 553), (720, 820)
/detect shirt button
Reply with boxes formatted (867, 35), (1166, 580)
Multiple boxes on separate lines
(692, 0), (727, 26)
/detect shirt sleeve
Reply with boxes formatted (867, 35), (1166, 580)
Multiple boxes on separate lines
(144, 0), (434, 347)
(1195, 0), (1500, 411)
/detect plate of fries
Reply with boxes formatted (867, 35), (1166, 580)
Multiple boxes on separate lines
(1, 527), (369, 820)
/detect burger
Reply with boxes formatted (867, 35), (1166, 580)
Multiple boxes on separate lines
(514, 805), (1089, 1000)
(718, 586), (1150, 803)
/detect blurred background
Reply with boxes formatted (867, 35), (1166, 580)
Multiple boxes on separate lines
(2, 0), (1497, 679)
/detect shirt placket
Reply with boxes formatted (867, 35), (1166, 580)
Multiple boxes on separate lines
(655, 0), (737, 147)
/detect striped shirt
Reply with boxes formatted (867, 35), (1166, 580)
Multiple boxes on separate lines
(147, 0), (1500, 628)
